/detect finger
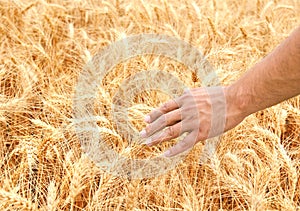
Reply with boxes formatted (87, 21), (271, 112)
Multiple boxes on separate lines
(145, 122), (184, 146)
(145, 98), (179, 123)
(144, 109), (181, 138)
(163, 131), (199, 157)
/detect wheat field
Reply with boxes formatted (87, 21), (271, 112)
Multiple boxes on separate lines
(1, 0), (300, 210)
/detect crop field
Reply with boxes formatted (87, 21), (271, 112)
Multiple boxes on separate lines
(1, 0), (300, 210)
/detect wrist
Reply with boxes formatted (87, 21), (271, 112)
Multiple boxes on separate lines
(224, 83), (252, 120)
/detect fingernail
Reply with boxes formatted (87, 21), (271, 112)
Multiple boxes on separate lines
(144, 115), (150, 123)
(145, 138), (152, 145)
(163, 150), (171, 157)
(140, 129), (146, 138)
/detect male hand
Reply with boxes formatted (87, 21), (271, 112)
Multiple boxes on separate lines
(140, 86), (247, 157)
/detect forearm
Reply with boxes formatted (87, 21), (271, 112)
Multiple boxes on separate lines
(142, 26), (300, 157)
(228, 26), (300, 116)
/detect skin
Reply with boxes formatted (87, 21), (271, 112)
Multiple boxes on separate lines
(140, 26), (300, 157)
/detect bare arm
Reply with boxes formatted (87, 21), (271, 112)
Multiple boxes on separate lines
(141, 26), (300, 157)
(227, 26), (300, 117)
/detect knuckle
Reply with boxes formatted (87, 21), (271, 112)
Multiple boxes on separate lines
(165, 113), (176, 125)
(150, 109), (159, 119)
(161, 103), (169, 112)
(181, 105), (192, 114)
(158, 115), (166, 126)
(166, 126), (176, 137)
(181, 93), (189, 100)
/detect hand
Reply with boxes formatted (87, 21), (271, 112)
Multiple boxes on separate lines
(140, 86), (247, 157)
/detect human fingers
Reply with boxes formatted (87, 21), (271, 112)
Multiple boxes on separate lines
(163, 131), (203, 157)
(141, 109), (181, 138)
(145, 98), (179, 123)
(144, 122), (185, 146)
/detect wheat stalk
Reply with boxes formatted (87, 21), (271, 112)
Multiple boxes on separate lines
(0, 0), (299, 210)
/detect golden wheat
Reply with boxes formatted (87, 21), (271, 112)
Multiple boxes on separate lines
(0, 0), (299, 210)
